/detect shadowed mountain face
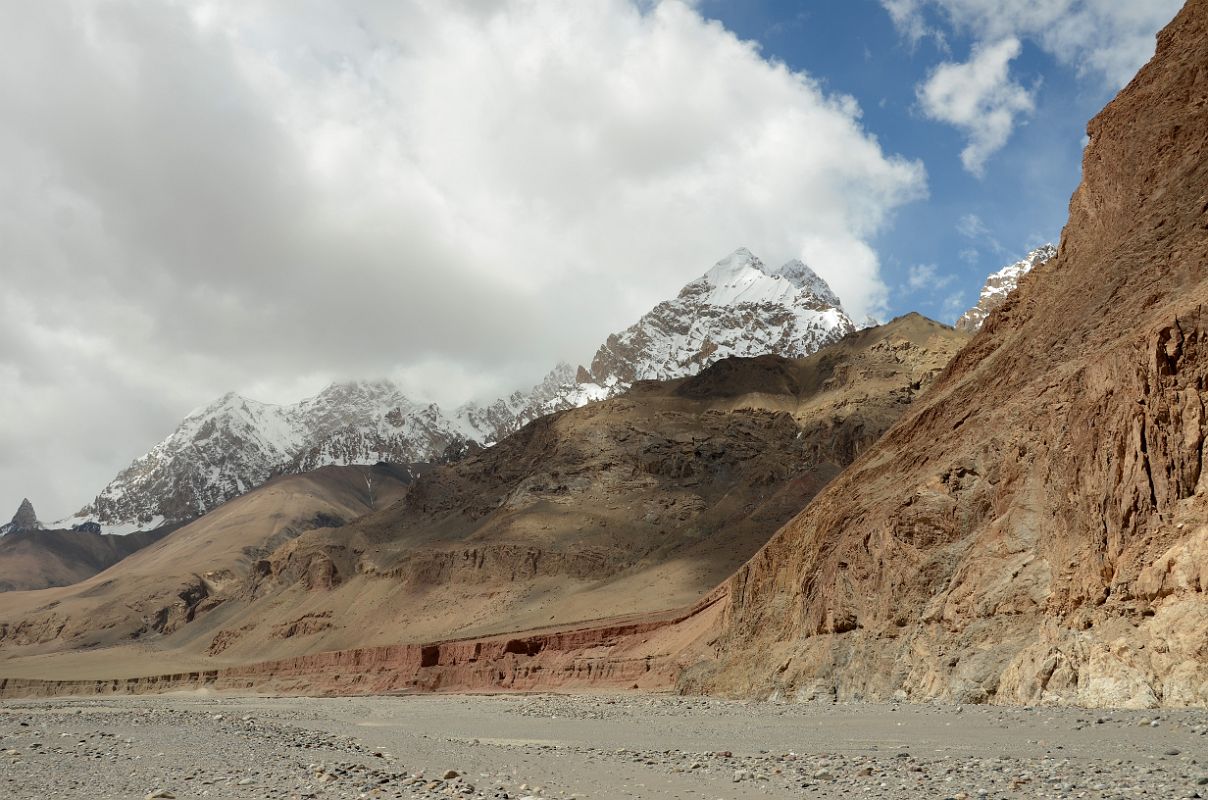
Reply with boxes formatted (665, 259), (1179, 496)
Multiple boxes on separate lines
(0, 528), (173, 592)
(0, 316), (966, 675)
(689, 0), (1208, 708)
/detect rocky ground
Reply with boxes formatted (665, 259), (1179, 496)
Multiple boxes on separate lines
(2, 694), (1208, 799)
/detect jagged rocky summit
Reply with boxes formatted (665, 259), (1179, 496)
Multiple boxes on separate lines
(0, 499), (43, 535)
(956, 245), (1057, 332)
(69, 248), (856, 532)
(583, 248), (854, 387)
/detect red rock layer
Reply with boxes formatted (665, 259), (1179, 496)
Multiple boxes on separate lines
(0, 594), (722, 699)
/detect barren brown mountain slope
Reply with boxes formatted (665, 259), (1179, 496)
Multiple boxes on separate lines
(0, 464), (411, 678)
(0, 316), (964, 680)
(0, 527), (173, 592)
(684, 0), (1208, 708)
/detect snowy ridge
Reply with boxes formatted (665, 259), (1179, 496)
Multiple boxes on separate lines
(62, 383), (475, 531)
(69, 247), (854, 532)
(956, 245), (1057, 332)
(455, 363), (608, 446)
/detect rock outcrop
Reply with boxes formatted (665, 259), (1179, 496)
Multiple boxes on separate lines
(955, 245), (1057, 333)
(688, 0), (1208, 708)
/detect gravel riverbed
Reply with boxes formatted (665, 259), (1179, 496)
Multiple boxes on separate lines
(2, 694), (1207, 799)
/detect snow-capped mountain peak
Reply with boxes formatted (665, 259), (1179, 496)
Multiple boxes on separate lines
(693, 249), (841, 310)
(701, 246), (760, 279)
(770, 259), (843, 307)
(588, 248), (854, 386)
(71, 248), (857, 532)
(956, 244), (1057, 332)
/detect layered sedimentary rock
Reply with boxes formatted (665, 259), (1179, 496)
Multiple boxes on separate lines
(0, 595), (724, 699)
(686, 0), (1208, 708)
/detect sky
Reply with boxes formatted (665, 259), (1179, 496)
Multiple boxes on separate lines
(0, 0), (1184, 521)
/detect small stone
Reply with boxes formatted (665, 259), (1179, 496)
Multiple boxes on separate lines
(146, 791), (176, 799)
(443, 769), (461, 780)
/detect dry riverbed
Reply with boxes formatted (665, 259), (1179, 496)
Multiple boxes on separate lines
(2, 693), (1207, 799)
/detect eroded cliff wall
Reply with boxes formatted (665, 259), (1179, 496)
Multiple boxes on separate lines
(690, 0), (1208, 708)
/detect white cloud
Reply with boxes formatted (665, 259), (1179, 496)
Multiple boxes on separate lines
(917, 37), (1034, 176)
(882, 0), (933, 46)
(956, 212), (1005, 255)
(906, 263), (955, 291)
(957, 213), (989, 239)
(0, 0), (926, 518)
(882, 0), (1183, 88)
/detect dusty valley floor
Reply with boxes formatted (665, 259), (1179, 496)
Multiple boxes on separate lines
(2, 694), (1207, 800)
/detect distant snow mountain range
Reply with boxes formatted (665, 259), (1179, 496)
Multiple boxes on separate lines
(956, 244), (1057, 332)
(63, 248), (858, 532)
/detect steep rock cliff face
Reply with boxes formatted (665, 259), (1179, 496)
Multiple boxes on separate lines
(691, 0), (1208, 708)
